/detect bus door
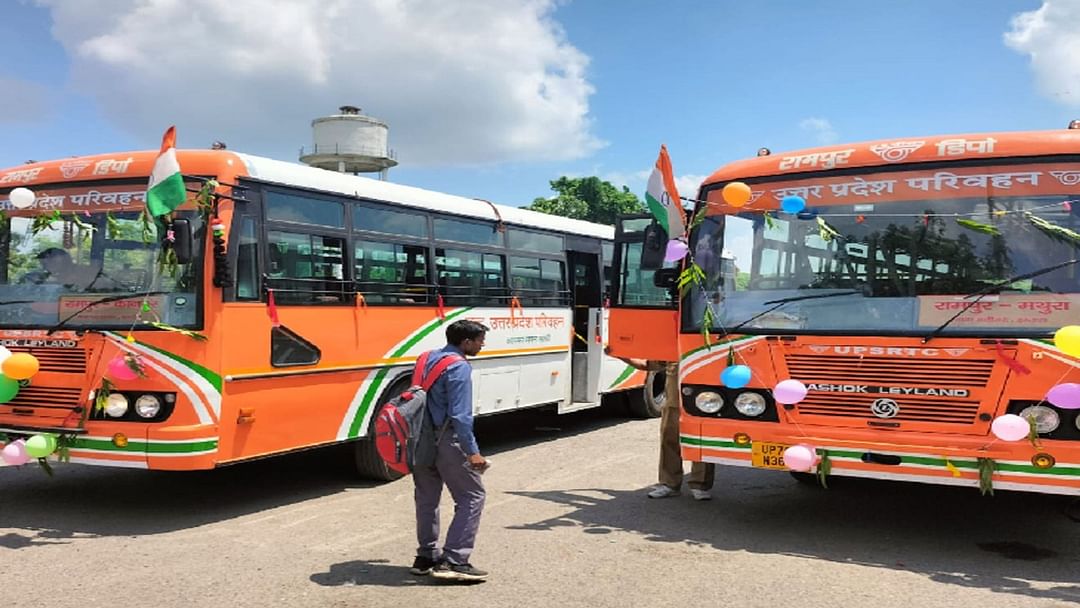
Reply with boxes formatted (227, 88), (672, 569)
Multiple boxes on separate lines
(565, 239), (603, 409)
(609, 214), (680, 362)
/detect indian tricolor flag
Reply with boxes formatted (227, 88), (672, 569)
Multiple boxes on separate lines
(645, 145), (685, 238)
(146, 126), (187, 217)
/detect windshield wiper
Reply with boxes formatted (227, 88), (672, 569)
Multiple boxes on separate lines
(922, 258), (1080, 344)
(47, 291), (170, 335)
(724, 290), (862, 335)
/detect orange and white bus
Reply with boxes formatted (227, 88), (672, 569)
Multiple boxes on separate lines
(611, 127), (1080, 496)
(0, 149), (648, 478)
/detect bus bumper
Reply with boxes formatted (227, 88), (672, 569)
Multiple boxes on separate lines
(682, 419), (1080, 496)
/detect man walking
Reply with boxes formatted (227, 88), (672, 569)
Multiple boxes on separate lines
(410, 319), (490, 582)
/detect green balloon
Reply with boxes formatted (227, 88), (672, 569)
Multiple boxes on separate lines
(0, 376), (19, 403)
(25, 434), (56, 458)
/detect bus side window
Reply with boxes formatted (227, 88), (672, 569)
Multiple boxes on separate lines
(436, 248), (506, 306)
(265, 230), (347, 304)
(235, 216), (260, 300)
(354, 239), (430, 304)
(509, 256), (566, 306)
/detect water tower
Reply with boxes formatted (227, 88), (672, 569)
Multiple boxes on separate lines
(299, 105), (398, 180)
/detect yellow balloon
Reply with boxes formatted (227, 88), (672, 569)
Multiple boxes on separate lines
(2, 353), (39, 380)
(722, 181), (752, 207)
(1054, 325), (1080, 357)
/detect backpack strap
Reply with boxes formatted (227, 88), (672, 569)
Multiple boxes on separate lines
(410, 351), (433, 387)
(420, 353), (464, 391)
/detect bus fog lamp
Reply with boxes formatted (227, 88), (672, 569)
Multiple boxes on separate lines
(1032, 453), (1056, 469)
(733, 432), (751, 446)
(1018, 405), (1060, 434)
(134, 394), (162, 418)
(734, 392), (767, 417)
(104, 393), (129, 418)
(112, 433), (128, 448)
(695, 391), (724, 414)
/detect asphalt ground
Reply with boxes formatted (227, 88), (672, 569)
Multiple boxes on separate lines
(2, 405), (1079, 607)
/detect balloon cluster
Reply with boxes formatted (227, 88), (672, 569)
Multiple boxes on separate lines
(0, 347), (40, 405)
(1, 433), (57, 466)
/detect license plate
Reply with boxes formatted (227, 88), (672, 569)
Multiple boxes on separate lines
(751, 441), (790, 470)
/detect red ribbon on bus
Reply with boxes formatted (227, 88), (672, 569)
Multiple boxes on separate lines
(995, 340), (1031, 375)
(267, 289), (281, 327)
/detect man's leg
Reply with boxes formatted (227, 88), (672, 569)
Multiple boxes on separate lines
(657, 403), (684, 490)
(412, 463), (444, 561)
(687, 461), (716, 492)
(436, 438), (486, 566)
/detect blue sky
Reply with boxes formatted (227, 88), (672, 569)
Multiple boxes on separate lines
(2, 1), (1077, 208)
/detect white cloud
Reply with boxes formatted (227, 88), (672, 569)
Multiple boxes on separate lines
(1005, 1), (1080, 106)
(674, 174), (706, 200)
(799, 117), (838, 145)
(35, 0), (603, 165)
(0, 77), (51, 124)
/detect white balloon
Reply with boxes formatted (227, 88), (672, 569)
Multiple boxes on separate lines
(0, 346), (12, 365)
(9, 187), (35, 209)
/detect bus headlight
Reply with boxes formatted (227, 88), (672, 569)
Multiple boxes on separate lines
(104, 393), (129, 418)
(695, 391), (724, 414)
(734, 392), (767, 417)
(1018, 405), (1060, 434)
(134, 394), (162, 418)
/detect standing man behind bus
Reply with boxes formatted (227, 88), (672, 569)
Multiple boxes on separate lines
(609, 349), (715, 500)
(411, 319), (491, 582)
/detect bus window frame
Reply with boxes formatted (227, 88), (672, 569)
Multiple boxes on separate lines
(259, 185), (352, 306)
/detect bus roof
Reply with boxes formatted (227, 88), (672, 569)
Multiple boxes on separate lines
(234, 153), (615, 240)
(0, 149), (614, 240)
(702, 129), (1080, 189)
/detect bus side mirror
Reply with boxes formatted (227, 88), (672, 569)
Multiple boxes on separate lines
(168, 218), (194, 264)
(640, 222), (667, 271)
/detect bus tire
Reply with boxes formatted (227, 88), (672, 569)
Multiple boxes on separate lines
(627, 370), (665, 419)
(353, 376), (411, 482)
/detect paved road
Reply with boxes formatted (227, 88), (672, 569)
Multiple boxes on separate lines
(2, 406), (1079, 607)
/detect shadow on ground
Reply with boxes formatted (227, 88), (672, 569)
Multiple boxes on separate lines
(507, 471), (1080, 604)
(0, 403), (636, 546)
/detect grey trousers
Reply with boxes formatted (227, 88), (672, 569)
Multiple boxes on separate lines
(413, 435), (485, 565)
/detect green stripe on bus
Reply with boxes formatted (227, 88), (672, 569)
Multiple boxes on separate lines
(607, 364), (636, 390)
(682, 335), (759, 360)
(73, 438), (218, 453)
(138, 341), (223, 393)
(346, 308), (473, 438)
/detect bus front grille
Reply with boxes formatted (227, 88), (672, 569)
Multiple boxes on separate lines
(795, 392), (982, 424)
(0, 385), (84, 427)
(784, 354), (996, 427)
(785, 355), (995, 387)
(7, 347), (89, 374)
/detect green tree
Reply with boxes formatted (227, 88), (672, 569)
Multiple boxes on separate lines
(524, 176), (646, 225)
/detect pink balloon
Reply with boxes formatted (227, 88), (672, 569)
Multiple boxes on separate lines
(991, 414), (1030, 442)
(1, 439), (30, 466)
(1046, 383), (1080, 409)
(108, 355), (138, 381)
(773, 379), (808, 405)
(664, 239), (689, 263)
(783, 444), (816, 472)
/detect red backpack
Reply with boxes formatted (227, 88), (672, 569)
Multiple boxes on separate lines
(374, 351), (464, 475)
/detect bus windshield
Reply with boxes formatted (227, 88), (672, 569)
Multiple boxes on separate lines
(690, 180), (1080, 337)
(0, 202), (202, 329)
